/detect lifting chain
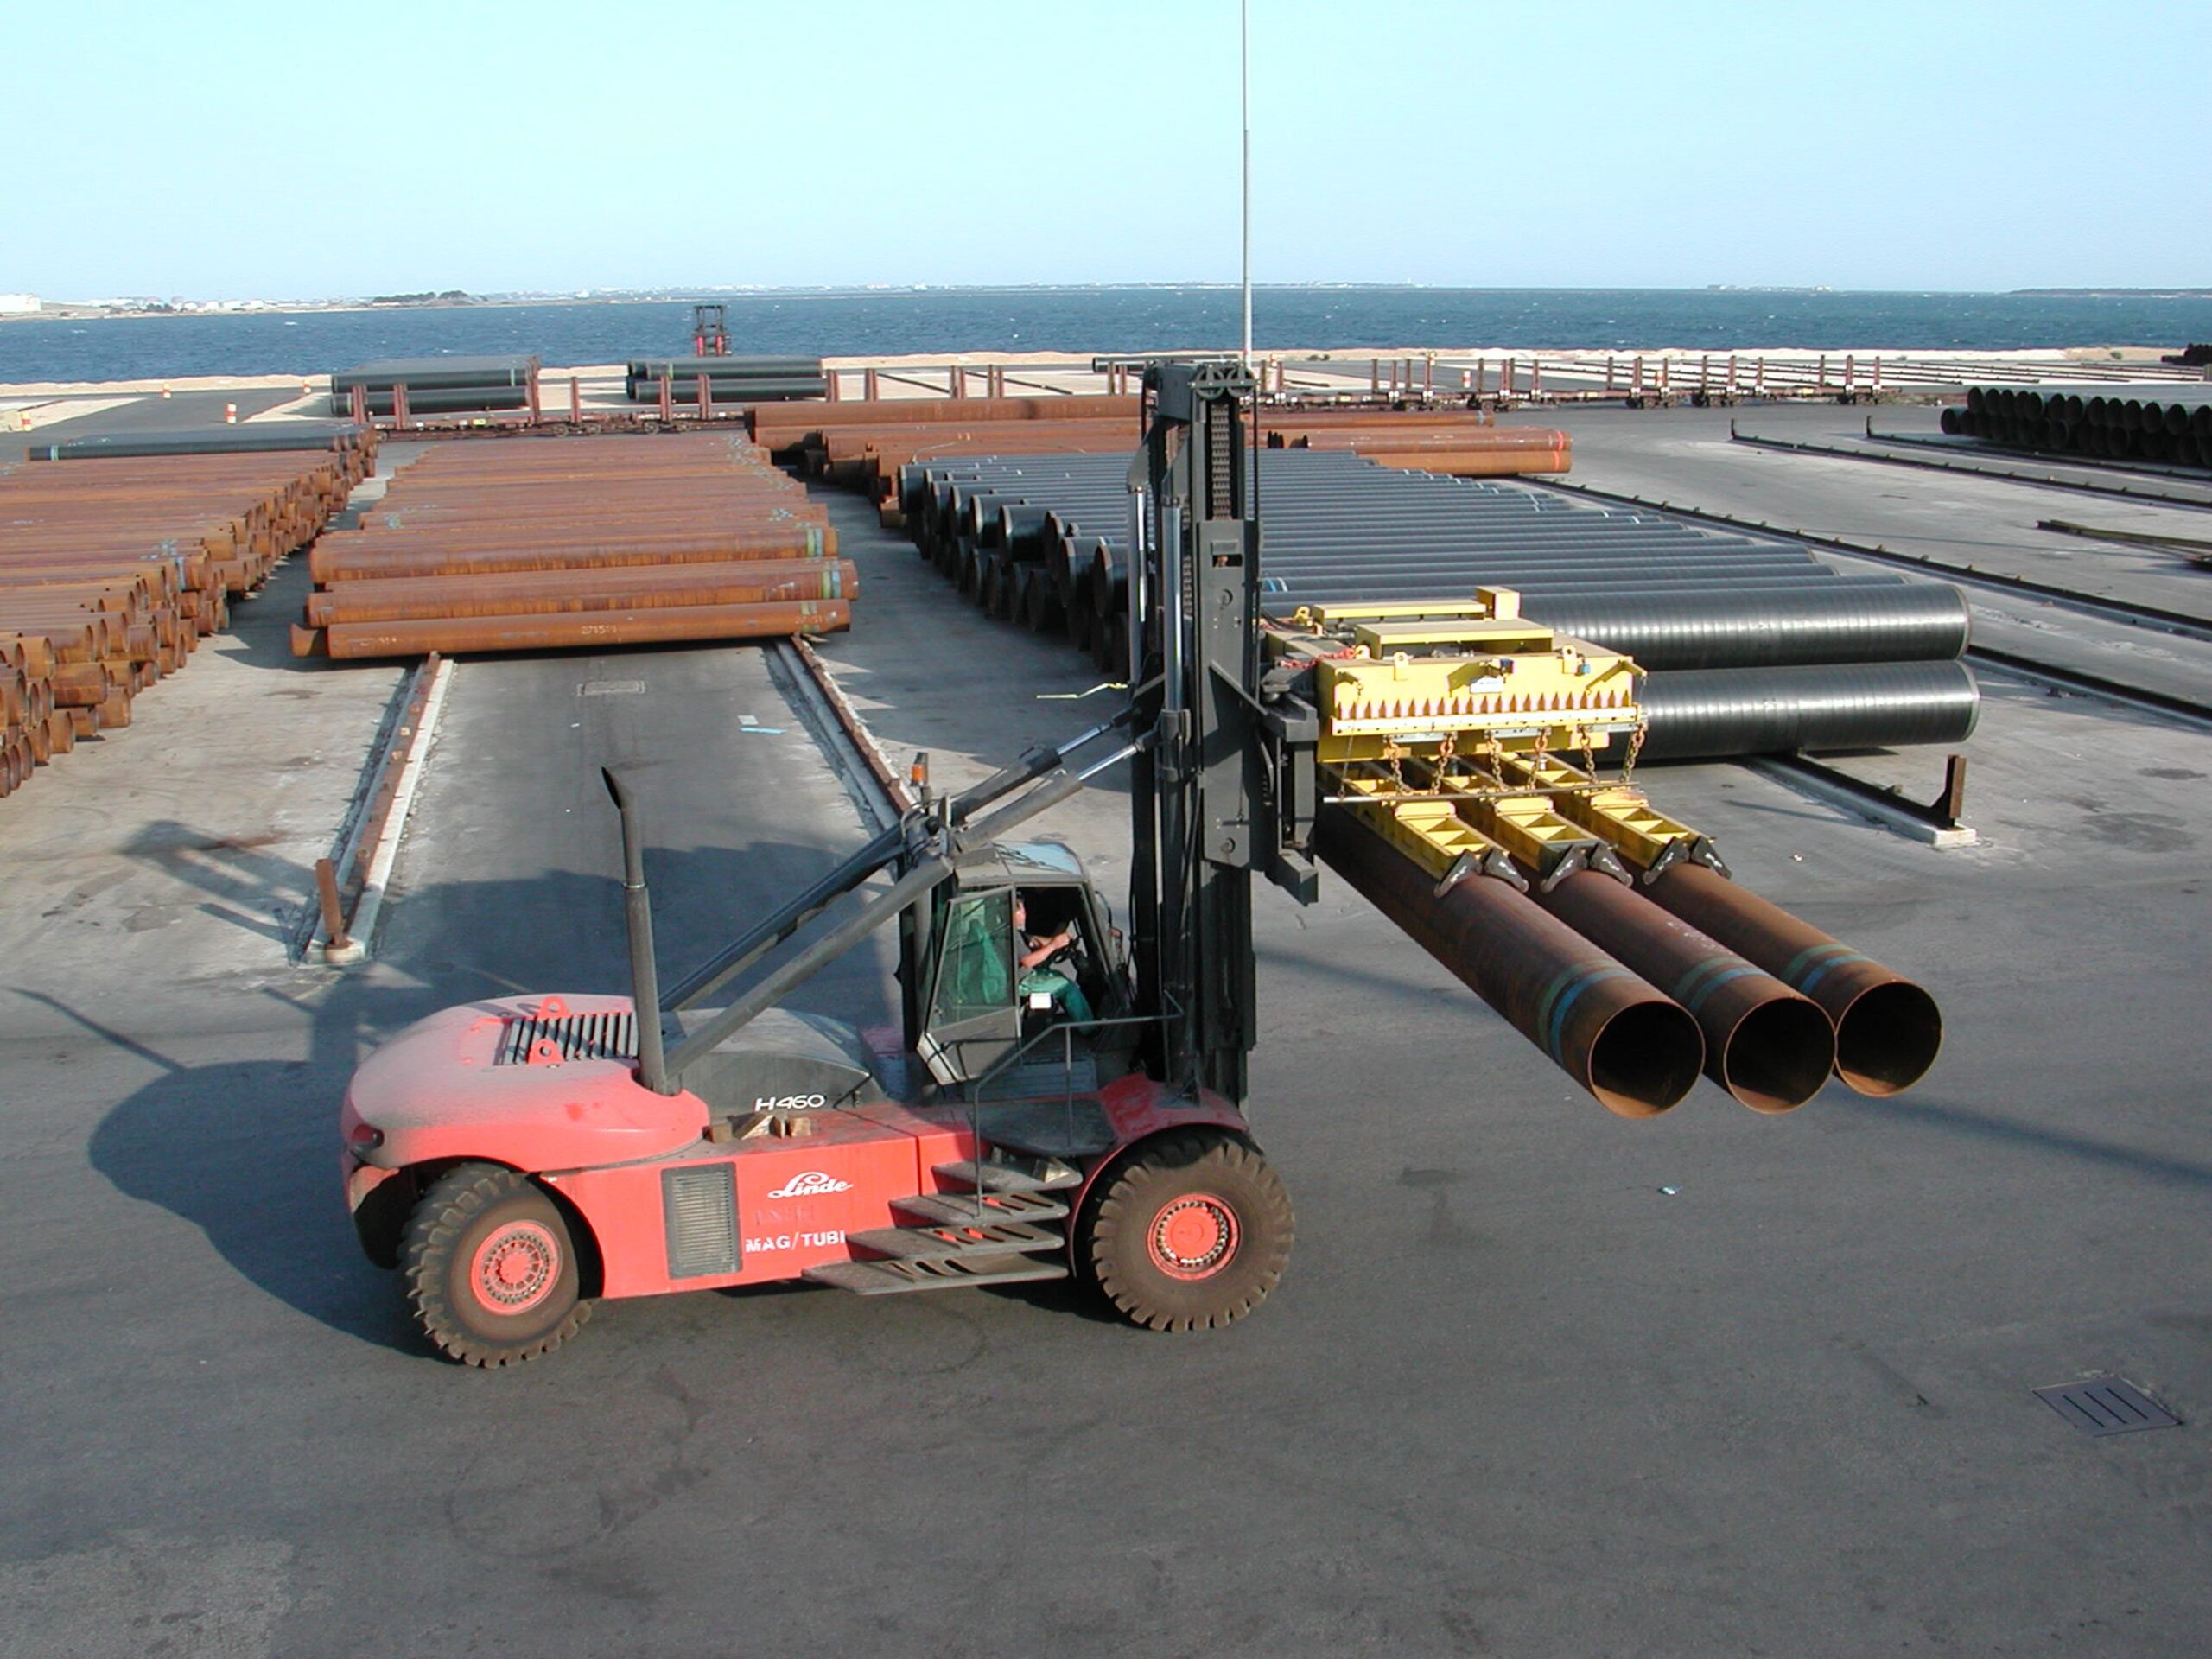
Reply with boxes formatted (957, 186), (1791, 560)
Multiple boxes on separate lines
(1623, 720), (1649, 786)
(1479, 740), (1506, 793)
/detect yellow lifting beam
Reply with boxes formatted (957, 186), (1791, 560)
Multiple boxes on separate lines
(1331, 772), (1510, 882)
(1274, 587), (1712, 880)
(1494, 752), (1700, 869)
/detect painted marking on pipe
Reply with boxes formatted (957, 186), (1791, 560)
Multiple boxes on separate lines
(1780, 942), (1870, 995)
(1669, 957), (1764, 1017)
(1534, 963), (1633, 1065)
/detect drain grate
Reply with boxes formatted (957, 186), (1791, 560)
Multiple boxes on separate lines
(2031, 1378), (2181, 1437)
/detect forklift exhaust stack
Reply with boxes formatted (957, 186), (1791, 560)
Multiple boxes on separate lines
(601, 767), (673, 1094)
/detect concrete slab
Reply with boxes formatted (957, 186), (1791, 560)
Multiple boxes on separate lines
(1550, 403), (2212, 626)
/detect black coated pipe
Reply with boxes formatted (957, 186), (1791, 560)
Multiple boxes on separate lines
(332, 355), (537, 391)
(328, 388), (529, 416)
(1616, 660), (1981, 760)
(1519, 581), (1970, 671)
(35, 423), (368, 460)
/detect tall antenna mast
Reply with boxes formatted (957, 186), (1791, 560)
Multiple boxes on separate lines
(1240, 0), (1253, 369)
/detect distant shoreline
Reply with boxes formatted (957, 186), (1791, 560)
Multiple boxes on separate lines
(10, 283), (2212, 326)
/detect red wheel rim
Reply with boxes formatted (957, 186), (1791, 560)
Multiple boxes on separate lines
(1147, 1192), (1239, 1281)
(470, 1220), (560, 1315)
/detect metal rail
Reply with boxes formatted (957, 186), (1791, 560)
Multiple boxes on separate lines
(1726, 424), (2212, 512)
(1526, 477), (2212, 642)
(1764, 753), (1971, 836)
(1965, 645), (2212, 730)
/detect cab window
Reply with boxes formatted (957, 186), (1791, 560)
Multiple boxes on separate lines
(930, 891), (1014, 1024)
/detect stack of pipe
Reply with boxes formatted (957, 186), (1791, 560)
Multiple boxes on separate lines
(754, 395), (1141, 487)
(1262, 409), (1573, 476)
(328, 356), (540, 418)
(293, 432), (850, 660)
(0, 446), (367, 800)
(1943, 385), (2212, 471)
(626, 357), (828, 404)
(753, 397), (1570, 500)
(883, 447), (1977, 760)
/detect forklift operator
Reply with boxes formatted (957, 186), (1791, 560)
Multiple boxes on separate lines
(1013, 894), (1094, 1024)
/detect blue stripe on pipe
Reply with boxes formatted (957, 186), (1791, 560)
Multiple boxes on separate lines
(1537, 964), (1634, 1065)
(1671, 959), (1764, 1017)
(1780, 942), (1868, 995)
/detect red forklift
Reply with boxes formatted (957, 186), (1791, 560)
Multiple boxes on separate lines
(342, 363), (1330, 1364)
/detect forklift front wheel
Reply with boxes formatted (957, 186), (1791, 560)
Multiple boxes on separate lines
(403, 1163), (590, 1367)
(1080, 1131), (1294, 1332)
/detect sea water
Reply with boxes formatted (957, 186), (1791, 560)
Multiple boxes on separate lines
(4, 286), (2210, 385)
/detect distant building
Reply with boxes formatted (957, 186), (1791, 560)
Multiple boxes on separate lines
(0, 294), (40, 315)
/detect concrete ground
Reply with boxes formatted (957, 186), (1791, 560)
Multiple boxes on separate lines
(1531, 400), (2212, 718)
(0, 402), (2207, 1657)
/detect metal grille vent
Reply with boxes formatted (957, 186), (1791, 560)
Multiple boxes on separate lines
(496, 1011), (638, 1065)
(662, 1165), (741, 1279)
(2031, 1378), (2181, 1437)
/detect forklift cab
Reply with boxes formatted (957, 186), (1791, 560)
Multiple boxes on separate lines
(913, 840), (1126, 1090)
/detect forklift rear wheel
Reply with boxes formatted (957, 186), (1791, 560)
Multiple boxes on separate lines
(1080, 1131), (1293, 1332)
(403, 1164), (589, 1367)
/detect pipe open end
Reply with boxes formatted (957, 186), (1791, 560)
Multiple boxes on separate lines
(1587, 1001), (1705, 1119)
(1834, 980), (1943, 1096)
(1719, 995), (1837, 1114)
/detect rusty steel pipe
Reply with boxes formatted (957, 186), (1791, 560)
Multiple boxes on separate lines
(321, 599), (849, 660)
(1535, 870), (1836, 1112)
(308, 527), (833, 584)
(1315, 810), (1704, 1117)
(303, 558), (859, 626)
(1643, 862), (1941, 1096)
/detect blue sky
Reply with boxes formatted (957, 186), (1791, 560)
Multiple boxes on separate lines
(4, 0), (2205, 298)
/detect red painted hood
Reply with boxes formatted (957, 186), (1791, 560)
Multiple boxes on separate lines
(343, 995), (707, 1173)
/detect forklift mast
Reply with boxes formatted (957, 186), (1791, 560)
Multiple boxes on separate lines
(1128, 362), (1319, 1105)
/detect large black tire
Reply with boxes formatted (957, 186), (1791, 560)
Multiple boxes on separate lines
(403, 1164), (589, 1367)
(1079, 1131), (1294, 1332)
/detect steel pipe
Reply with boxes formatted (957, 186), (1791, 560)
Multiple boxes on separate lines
(1643, 862), (1942, 1096)
(1535, 870), (1835, 1112)
(320, 599), (849, 660)
(1315, 810), (1704, 1117)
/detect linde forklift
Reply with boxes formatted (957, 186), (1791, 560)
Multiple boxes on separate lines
(339, 362), (1663, 1365)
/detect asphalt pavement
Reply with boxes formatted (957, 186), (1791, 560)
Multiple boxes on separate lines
(0, 412), (2206, 1657)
